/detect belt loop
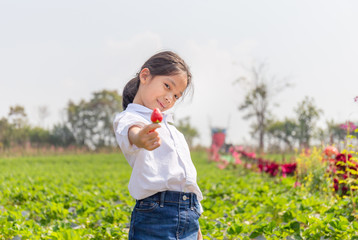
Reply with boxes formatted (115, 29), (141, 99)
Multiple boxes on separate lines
(160, 191), (166, 207)
(190, 193), (194, 210)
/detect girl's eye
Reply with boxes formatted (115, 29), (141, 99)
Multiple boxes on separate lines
(174, 95), (179, 100)
(165, 83), (170, 89)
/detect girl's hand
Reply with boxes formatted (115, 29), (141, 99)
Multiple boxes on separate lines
(197, 228), (203, 240)
(128, 124), (161, 151)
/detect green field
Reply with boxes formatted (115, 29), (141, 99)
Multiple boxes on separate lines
(1, 152), (357, 239)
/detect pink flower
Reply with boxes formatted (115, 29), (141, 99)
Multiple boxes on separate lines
(234, 156), (242, 165)
(324, 146), (339, 158)
(340, 122), (357, 131)
(354, 96), (358, 102)
(217, 160), (229, 169)
(235, 146), (243, 152)
(218, 164), (226, 170)
(214, 153), (220, 162)
(229, 146), (234, 153)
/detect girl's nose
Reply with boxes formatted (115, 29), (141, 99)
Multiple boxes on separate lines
(165, 94), (172, 103)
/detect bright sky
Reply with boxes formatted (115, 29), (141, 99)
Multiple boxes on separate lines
(1, 0), (358, 146)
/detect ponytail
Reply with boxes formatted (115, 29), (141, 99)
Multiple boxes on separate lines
(122, 75), (140, 110)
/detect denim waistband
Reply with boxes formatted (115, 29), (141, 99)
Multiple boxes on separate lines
(141, 190), (198, 208)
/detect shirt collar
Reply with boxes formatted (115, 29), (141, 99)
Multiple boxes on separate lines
(126, 103), (174, 124)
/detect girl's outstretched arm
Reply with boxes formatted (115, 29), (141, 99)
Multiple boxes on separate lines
(198, 227), (203, 240)
(128, 124), (161, 151)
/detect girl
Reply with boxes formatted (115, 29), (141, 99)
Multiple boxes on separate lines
(113, 51), (203, 240)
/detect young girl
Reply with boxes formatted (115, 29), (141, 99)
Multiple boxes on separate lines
(113, 51), (203, 240)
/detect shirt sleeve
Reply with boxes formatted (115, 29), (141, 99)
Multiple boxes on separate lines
(113, 112), (147, 156)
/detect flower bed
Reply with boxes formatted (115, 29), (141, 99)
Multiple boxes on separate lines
(208, 145), (297, 177)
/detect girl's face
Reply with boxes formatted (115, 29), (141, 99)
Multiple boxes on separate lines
(134, 68), (188, 112)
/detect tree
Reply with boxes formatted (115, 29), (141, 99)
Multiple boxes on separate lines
(29, 127), (50, 148)
(175, 117), (199, 149)
(38, 105), (50, 128)
(67, 89), (122, 149)
(235, 62), (290, 152)
(294, 96), (322, 148)
(8, 105), (27, 129)
(50, 123), (76, 147)
(0, 117), (11, 149)
(8, 105), (29, 146)
(267, 118), (298, 151)
(314, 127), (326, 146)
(324, 119), (346, 145)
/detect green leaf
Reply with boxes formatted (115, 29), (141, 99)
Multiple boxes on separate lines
(353, 221), (358, 230)
(339, 215), (349, 224)
(294, 233), (303, 240)
(339, 179), (347, 184)
(347, 161), (357, 167)
(283, 210), (294, 222)
(227, 224), (243, 234)
(264, 221), (276, 233)
(249, 231), (261, 239)
(329, 220), (338, 229)
(347, 168), (358, 175)
(290, 221), (300, 233)
(235, 206), (245, 214)
(336, 163), (346, 167)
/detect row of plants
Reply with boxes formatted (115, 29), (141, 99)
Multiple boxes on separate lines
(210, 128), (358, 193)
(1, 151), (358, 239)
(208, 145), (297, 177)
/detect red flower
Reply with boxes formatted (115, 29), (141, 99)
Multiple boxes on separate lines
(333, 178), (339, 191)
(266, 163), (279, 176)
(335, 153), (352, 170)
(281, 163), (297, 176)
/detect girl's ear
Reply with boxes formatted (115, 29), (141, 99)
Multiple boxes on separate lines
(139, 68), (151, 84)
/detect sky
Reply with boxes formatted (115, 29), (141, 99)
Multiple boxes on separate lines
(1, 0), (358, 147)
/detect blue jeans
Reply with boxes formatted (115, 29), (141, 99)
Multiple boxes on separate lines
(129, 191), (201, 240)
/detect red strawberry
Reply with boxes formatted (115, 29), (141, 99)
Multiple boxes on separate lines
(151, 108), (163, 123)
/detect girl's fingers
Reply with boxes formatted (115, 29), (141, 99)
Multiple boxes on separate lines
(137, 124), (162, 151)
(149, 137), (161, 147)
(147, 138), (161, 151)
(144, 123), (161, 133)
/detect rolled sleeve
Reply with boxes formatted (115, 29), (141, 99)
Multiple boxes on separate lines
(113, 112), (147, 157)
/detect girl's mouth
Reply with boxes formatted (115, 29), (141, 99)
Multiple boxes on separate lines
(157, 100), (165, 110)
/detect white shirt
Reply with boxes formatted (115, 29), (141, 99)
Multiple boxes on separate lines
(113, 103), (203, 205)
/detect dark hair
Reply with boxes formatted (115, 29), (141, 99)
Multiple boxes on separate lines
(122, 51), (192, 110)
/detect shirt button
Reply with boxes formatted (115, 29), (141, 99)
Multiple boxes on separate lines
(182, 195), (187, 201)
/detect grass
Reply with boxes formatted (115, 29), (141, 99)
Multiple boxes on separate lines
(1, 151), (358, 239)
